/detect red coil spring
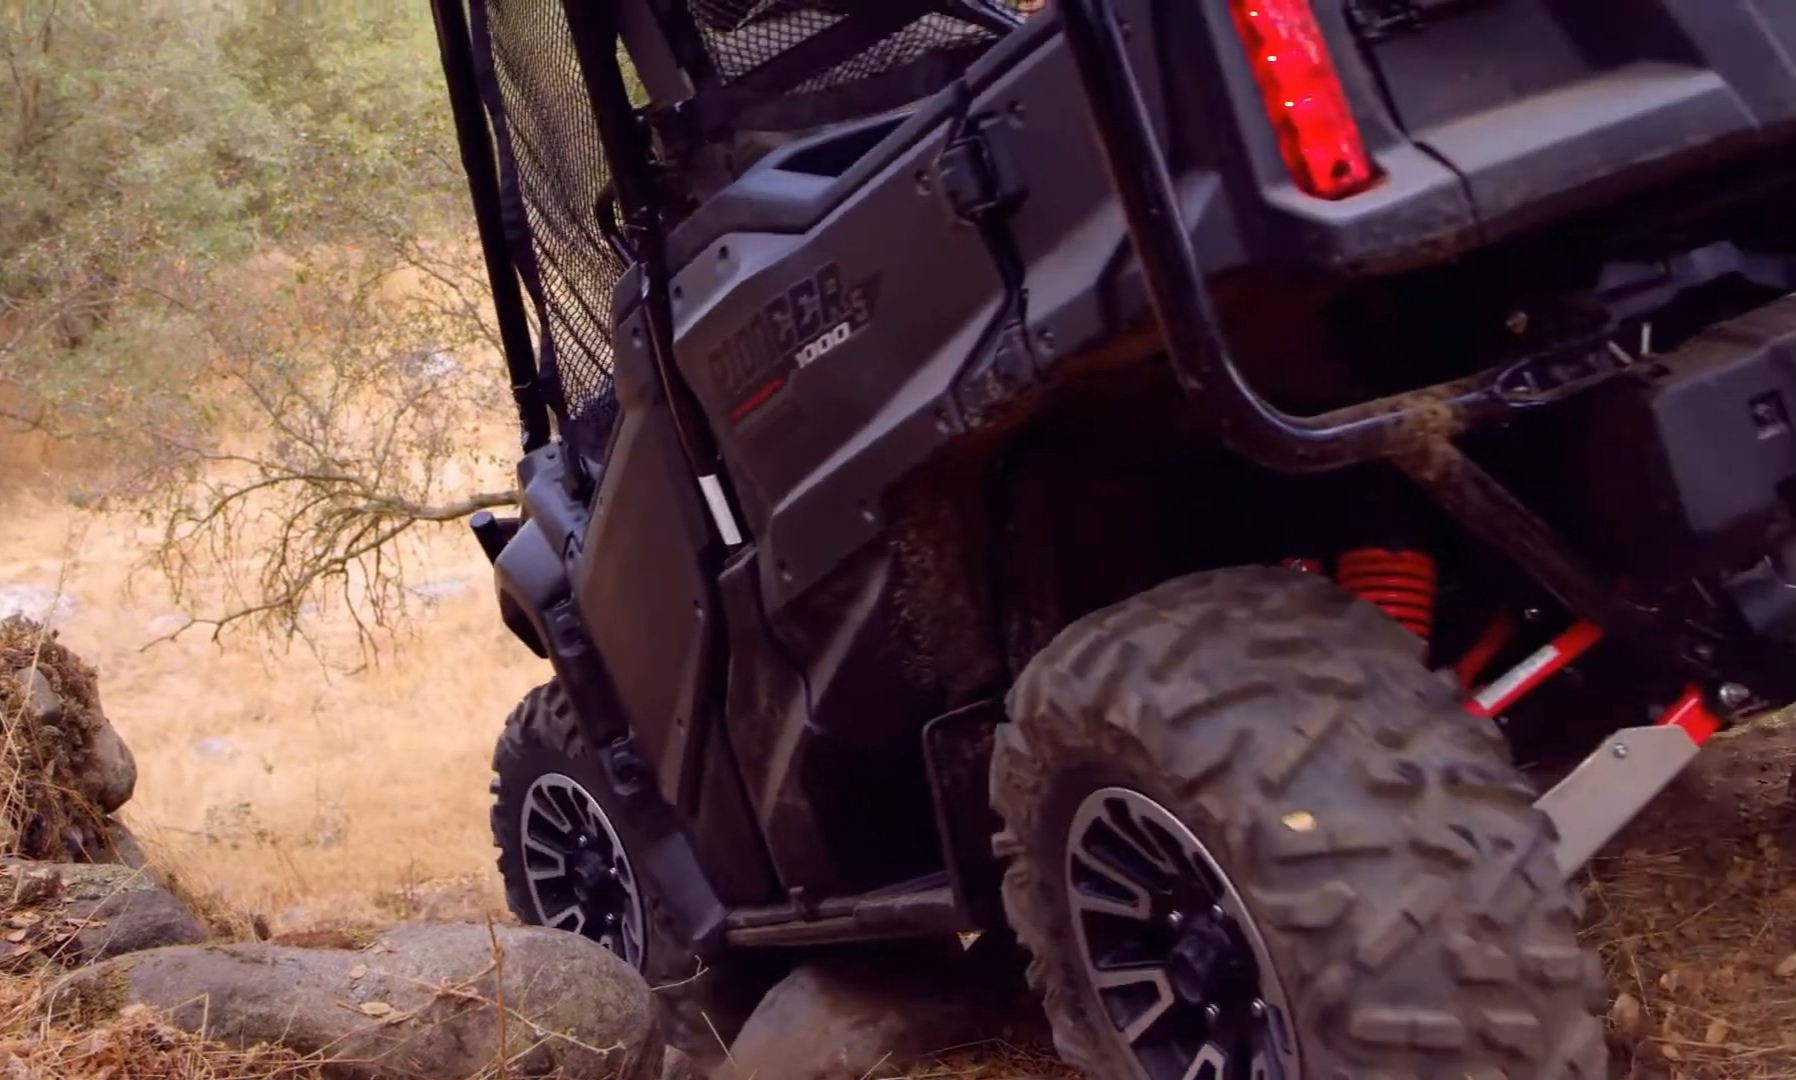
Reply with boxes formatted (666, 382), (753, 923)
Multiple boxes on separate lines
(1336, 548), (1437, 642)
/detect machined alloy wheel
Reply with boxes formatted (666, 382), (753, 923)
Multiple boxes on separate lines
(519, 772), (645, 968)
(1067, 787), (1296, 1080)
(491, 682), (791, 1063)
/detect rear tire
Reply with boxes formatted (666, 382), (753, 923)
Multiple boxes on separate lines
(490, 682), (778, 1063)
(991, 567), (1610, 1079)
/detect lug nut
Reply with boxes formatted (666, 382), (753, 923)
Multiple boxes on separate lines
(1720, 683), (1751, 709)
(1251, 999), (1266, 1019)
(1166, 910), (1185, 929)
(1204, 1004), (1221, 1023)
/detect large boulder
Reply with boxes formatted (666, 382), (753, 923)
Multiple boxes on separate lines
(0, 860), (207, 966)
(47, 922), (664, 1080)
(6, 633), (137, 815)
(725, 935), (1051, 1080)
(0, 617), (138, 861)
(661, 1046), (695, 1080)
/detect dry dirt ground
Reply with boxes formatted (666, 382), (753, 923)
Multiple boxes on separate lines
(2, 419), (538, 933)
(1587, 711), (1796, 1080)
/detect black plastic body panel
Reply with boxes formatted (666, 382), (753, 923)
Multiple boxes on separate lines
(491, 517), (559, 660)
(486, 442), (778, 931)
(577, 292), (782, 906)
(571, 366), (717, 807)
(716, 542), (946, 892)
(1356, 0), (1796, 239)
(1552, 294), (1796, 581)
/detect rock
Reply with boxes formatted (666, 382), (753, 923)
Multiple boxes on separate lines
(190, 736), (239, 761)
(81, 715), (136, 814)
(1609, 991), (1642, 1036)
(48, 922), (664, 1080)
(98, 819), (149, 870)
(0, 861), (206, 965)
(662, 1046), (695, 1080)
(725, 939), (1048, 1080)
(16, 668), (61, 723)
(0, 585), (77, 627)
(3, 631), (136, 815)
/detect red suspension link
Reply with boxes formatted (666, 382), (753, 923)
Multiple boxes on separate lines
(1337, 548), (1437, 642)
(1463, 619), (1604, 719)
(1455, 611), (1516, 690)
(1287, 554), (1721, 748)
(1654, 684), (1722, 745)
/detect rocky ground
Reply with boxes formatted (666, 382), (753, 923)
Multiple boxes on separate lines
(0, 614), (1071, 1079)
(10, 609), (1796, 1080)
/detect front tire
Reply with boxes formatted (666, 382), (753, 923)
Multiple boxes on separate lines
(490, 682), (776, 1061)
(991, 568), (1609, 1079)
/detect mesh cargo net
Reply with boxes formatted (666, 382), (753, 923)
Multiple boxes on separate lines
(689, 2), (1031, 93)
(479, 0), (626, 431)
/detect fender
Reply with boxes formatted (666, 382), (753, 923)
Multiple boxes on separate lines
(487, 443), (590, 660)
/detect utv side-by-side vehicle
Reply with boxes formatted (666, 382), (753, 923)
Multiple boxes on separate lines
(427, 0), (1796, 1075)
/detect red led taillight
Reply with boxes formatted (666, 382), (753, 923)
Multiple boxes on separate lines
(1227, 0), (1377, 199)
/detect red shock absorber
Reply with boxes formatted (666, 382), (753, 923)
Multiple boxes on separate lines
(1336, 548), (1438, 642)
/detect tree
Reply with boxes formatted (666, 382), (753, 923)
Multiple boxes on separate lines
(2, 1), (522, 646)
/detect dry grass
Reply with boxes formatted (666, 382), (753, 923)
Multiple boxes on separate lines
(1, 412), (537, 932)
(883, 1044), (1077, 1079)
(0, 620), (317, 1077)
(0, 998), (322, 1080)
(1585, 711), (1796, 1079)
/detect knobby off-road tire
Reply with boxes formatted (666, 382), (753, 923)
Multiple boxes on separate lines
(991, 567), (1609, 1079)
(490, 682), (778, 1062)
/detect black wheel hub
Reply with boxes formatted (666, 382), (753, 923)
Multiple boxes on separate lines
(1165, 906), (1257, 1013)
(570, 840), (627, 906)
(1065, 787), (1298, 1080)
(519, 773), (645, 968)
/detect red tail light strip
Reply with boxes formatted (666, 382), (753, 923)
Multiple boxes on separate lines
(1225, 0), (1377, 199)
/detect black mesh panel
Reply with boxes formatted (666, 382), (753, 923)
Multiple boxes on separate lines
(688, 3), (1029, 89)
(478, 0), (626, 433)
(790, 16), (996, 93)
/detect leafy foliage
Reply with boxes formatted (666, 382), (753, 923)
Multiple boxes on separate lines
(2, 0), (519, 641)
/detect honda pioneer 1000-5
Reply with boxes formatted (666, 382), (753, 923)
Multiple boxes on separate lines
(428, 0), (1796, 1075)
